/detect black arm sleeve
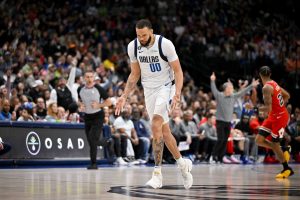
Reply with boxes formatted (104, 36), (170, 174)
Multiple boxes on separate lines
(94, 84), (109, 100)
(77, 85), (83, 101)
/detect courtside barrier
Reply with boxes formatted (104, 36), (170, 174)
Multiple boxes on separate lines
(0, 121), (104, 163)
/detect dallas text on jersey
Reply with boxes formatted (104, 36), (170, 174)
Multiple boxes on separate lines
(139, 56), (159, 63)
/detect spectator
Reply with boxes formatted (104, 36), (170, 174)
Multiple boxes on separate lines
(180, 110), (203, 160)
(199, 113), (217, 163)
(131, 107), (151, 163)
(103, 108), (127, 165)
(71, 75), (83, 103)
(210, 72), (259, 163)
(240, 90), (257, 118)
(66, 102), (80, 123)
(113, 104), (139, 163)
(49, 60), (77, 111)
(233, 114), (252, 164)
(45, 102), (58, 122)
(0, 99), (12, 121)
(168, 108), (188, 163)
(35, 97), (47, 120)
(17, 106), (34, 122)
(140, 109), (152, 137)
(57, 106), (66, 122)
(27, 80), (44, 103)
(9, 96), (21, 114)
(287, 113), (300, 162)
(44, 90), (52, 107)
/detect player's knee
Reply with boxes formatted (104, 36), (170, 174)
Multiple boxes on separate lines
(151, 115), (164, 135)
(255, 134), (264, 145)
(152, 115), (163, 126)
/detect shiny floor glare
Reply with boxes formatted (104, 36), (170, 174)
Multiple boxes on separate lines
(0, 164), (299, 200)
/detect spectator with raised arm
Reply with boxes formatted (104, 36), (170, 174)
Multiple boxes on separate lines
(210, 72), (259, 163)
(49, 58), (77, 111)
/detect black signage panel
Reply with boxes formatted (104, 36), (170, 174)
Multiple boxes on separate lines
(0, 122), (104, 159)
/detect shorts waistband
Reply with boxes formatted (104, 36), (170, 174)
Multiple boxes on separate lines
(165, 80), (175, 86)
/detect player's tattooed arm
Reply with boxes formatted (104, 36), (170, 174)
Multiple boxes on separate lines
(153, 137), (164, 166)
(260, 85), (273, 114)
(122, 62), (141, 99)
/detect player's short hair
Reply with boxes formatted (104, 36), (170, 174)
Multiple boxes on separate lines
(136, 19), (152, 29)
(259, 66), (271, 77)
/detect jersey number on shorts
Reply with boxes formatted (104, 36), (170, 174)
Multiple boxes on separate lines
(277, 93), (284, 107)
(278, 128), (285, 138)
(149, 63), (161, 72)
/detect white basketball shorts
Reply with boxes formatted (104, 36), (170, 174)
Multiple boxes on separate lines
(144, 82), (175, 123)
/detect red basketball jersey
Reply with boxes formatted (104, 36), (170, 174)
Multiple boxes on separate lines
(265, 80), (287, 117)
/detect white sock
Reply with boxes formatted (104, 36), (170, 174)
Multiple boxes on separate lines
(154, 166), (162, 173)
(176, 157), (185, 167)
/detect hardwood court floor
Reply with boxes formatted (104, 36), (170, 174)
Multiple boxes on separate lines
(0, 164), (299, 200)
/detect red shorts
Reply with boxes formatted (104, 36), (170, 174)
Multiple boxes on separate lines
(259, 112), (289, 142)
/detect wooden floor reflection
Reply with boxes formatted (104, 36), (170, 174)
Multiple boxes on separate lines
(0, 164), (299, 200)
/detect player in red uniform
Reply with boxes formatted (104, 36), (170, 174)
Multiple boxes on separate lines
(255, 66), (294, 178)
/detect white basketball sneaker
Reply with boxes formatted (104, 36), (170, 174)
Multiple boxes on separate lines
(115, 157), (128, 165)
(179, 158), (193, 189)
(146, 170), (163, 189)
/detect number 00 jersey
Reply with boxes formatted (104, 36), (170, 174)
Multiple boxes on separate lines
(265, 80), (287, 117)
(127, 34), (178, 89)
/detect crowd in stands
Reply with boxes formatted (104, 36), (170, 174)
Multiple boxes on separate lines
(0, 0), (300, 164)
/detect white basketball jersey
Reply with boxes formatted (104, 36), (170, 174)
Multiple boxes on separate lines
(127, 35), (179, 88)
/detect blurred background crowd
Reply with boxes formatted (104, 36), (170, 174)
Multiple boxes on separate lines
(0, 0), (299, 165)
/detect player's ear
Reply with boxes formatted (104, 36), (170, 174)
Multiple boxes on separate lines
(150, 29), (153, 34)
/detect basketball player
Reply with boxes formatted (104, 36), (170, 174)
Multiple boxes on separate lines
(115, 19), (193, 189)
(256, 66), (294, 178)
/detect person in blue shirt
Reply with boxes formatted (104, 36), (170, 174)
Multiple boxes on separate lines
(131, 107), (151, 163)
(0, 99), (12, 121)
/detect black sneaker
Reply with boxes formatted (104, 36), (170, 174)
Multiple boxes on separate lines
(87, 164), (98, 170)
(213, 156), (220, 163)
(97, 138), (112, 147)
(123, 157), (130, 162)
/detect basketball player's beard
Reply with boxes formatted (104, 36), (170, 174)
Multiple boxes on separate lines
(140, 36), (152, 47)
